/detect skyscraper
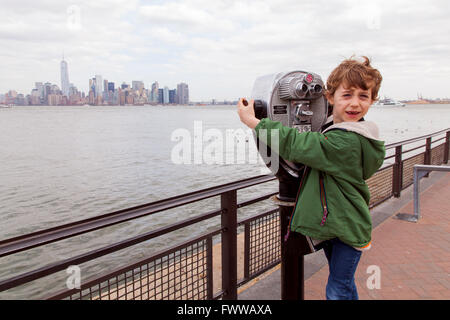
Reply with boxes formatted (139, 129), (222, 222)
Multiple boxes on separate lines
(176, 82), (189, 105)
(169, 89), (176, 104)
(60, 57), (70, 97)
(163, 86), (169, 104)
(95, 75), (103, 97)
(151, 81), (159, 103)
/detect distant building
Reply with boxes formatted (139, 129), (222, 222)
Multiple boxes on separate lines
(60, 58), (70, 97)
(93, 75), (102, 97)
(158, 88), (164, 104)
(163, 86), (169, 104)
(151, 81), (159, 103)
(176, 82), (189, 104)
(132, 80), (145, 94)
(119, 88), (125, 105)
(169, 89), (176, 104)
(126, 92), (134, 105)
(35, 82), (44, 103)
(48, 93), (61, 106)
(103, 79), (109, 96)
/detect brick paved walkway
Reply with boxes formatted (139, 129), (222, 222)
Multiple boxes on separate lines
(305, 173), (450, 300)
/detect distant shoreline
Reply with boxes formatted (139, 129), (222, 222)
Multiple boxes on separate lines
(404, 100), (450, 104)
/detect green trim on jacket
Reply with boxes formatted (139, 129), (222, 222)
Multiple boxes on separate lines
(255, 118), (386, 248)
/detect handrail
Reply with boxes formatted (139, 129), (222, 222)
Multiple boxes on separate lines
(385, 127), (449, 149)
(396, 165), (450, 222)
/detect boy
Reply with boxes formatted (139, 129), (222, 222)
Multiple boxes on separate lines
(237, 56), (385, 300)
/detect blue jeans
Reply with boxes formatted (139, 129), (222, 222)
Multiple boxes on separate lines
(322, 238), (362, 300)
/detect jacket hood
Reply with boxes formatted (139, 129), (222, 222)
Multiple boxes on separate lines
(322, 117), (385, 179)
(322, 116), (381, 140)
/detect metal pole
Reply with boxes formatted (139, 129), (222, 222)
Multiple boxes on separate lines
(424, 137), (432, 177)
(221, 190), (237, 300)
(396, 165), (450, 222)
(444, 131), (450, 164)
(393, 146), (403, 197)
(279, 204), (304, 300)
(413, 166), (420, 220)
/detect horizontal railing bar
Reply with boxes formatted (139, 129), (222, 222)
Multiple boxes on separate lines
(376, 163), (395, 171)
(402, 144), (426, 154)
(384, 154), (396, 160)
(45, 229), (221, 300)
(0, 219), (224, 292)
(403, 152), (426, 163)
(0, 174), (276, 258)
(432, 136), (445, 144)
(237, 192), (278, 209)
(0, 205), (223, 259)
(238, 208), (279, 226)
(385, 128), (449, 149)
(414, 164), (450, 172)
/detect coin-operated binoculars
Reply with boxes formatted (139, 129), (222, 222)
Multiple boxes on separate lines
(250, 71), (328, 300)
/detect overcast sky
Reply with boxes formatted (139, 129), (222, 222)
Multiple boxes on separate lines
(0, 0), (449, 101)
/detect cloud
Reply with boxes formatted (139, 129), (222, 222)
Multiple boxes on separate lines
(1, 0), (449, 100)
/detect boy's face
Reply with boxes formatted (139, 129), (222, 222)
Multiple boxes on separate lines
(327, 83), (374, 124)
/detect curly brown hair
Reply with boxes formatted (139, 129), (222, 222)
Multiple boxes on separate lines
(326, 56), (383, 102)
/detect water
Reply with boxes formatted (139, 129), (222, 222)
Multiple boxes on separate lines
(0, 103), (449, 298)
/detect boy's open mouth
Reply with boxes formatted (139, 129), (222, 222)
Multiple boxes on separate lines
(346, 111), (360, 115)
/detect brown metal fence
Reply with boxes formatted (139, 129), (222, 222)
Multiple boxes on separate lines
(367, 165), (394, 207)
(48, 233), (215, 300)
(0, 128), (448, 300)
(243, 209), (280, 280)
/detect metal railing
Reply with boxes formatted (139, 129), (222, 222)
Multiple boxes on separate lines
(0, 128), (448, 300)
(396, 164), (450, 222)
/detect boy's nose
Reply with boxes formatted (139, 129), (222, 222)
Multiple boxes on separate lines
(349, 97), (361, 108)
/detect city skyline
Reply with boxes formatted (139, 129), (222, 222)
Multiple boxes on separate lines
(0, 57), (192, 106)
(0, 1), (449, 101)
(2, 54), (448, 106)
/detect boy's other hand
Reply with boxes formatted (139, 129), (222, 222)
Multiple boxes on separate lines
(237, 98), (260, 129)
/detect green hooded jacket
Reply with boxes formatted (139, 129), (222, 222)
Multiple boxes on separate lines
(255, 118), (386, 248)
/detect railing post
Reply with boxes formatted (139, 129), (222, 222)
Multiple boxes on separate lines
(221, 190), (237, 300)
(393, 145), (403, 197)
(424, 137), (432, 165)
(444, 131), (450, 164)
(424, 137), (432, 178)
(279, 204), (305, 300)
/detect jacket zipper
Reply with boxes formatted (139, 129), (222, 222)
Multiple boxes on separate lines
(319, 172), (329, 226)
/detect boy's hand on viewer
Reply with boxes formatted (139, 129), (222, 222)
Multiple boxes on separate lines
(237, 98), (260, 129)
